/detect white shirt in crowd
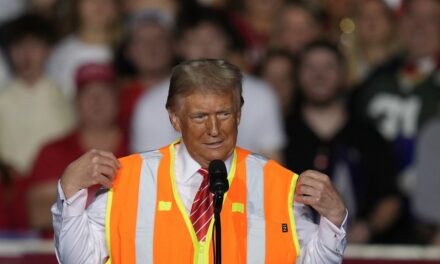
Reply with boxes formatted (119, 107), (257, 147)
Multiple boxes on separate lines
(0, 77), (75, 175)
(47, 35), (112, 100)
(52, 142), (347, 264)
(131, 74), (286, 155)
(414, 118), (440, 226)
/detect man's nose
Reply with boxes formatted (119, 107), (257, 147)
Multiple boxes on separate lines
(206, 115), (219, 136)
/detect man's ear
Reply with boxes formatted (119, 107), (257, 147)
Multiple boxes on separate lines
(236, 110), (241, 125)
(168, 109), (182, 132)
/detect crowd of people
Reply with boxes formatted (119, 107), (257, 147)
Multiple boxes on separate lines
(0, 0), (438, 246)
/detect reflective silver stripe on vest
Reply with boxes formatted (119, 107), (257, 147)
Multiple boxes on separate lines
(135, 150), (162, 264)
(246, 154), (268, 264)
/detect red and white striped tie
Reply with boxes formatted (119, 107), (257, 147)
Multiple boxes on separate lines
(190, 168), (214, 241)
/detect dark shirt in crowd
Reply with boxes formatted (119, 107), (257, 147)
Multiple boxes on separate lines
(352, 54), (440, 173)
(284, 112), (399, 240)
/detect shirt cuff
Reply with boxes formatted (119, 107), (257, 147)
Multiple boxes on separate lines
(318, 210), (348, 255)
(57, 180), (88, 217)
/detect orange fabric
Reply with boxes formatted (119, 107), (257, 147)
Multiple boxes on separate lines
(109, 154), (143, 264)
(153, 147), (250, 263)
(107, 145), (298, 263)
(153, 147), (196, 263)
(264, 160), (298, 263)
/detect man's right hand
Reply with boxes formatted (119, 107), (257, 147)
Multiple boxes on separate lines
(60, 149), (120, 199)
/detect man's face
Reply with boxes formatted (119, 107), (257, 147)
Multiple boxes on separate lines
(127, 23), (172, 74)
(400, 0), (440, 59)
(77, 82), (118, 129)
(299, 48), (343, 105)
(177, 22), (229, 60)
(277, 7), (320, 54)
(263, 55), (294, 98)
(10, 36), (49, 82)
(357, 0), (393, 45)
(168, 90), (240, 168)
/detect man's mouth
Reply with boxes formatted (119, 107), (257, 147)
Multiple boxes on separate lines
(204, 141), (223, 148)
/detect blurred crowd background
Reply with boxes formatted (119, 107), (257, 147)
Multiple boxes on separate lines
(0, 0), (438, 247)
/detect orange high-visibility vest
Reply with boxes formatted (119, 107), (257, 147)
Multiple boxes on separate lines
(106, 141), (300, 263)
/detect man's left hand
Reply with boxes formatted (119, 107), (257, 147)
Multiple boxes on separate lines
(294, 170), (346, 227)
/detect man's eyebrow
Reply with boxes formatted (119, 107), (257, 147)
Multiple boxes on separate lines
(217, 108), (233, 113)
(189, 111), (208, 116)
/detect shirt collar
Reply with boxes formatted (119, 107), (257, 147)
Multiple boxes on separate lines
(175, 141), (233, 183)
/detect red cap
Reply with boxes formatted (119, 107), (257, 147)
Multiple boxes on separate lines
(75, 63), (116, 91)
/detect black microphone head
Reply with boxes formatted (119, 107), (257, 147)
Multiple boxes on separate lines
(208, 160), (229, 194)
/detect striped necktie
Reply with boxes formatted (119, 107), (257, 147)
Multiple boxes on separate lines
(190, 168), (214, 241)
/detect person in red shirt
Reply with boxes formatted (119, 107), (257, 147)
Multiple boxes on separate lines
(0, 162), (29, 234)
(27, 63), (129, 237)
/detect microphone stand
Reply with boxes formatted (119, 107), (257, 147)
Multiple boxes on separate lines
(213, 192), (224, 264)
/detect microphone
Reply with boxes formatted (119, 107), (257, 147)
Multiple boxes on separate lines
(208, 160), (228, 264)
(208, 160), (229, 195)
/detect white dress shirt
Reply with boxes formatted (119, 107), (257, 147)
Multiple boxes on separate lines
(174, 143), (233, 213)
(52, 143), (347, 263)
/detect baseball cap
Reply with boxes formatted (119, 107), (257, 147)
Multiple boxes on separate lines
(75, 63), (116, 91)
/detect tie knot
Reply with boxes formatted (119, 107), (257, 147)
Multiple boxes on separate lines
(198, 168), (209, 180)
